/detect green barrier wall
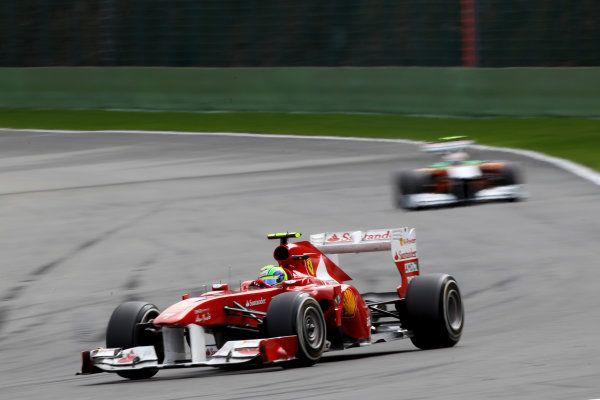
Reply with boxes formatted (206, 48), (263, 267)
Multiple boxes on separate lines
(1, 67), (599, 117)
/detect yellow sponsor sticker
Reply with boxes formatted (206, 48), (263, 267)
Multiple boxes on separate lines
(306, 259), (314, 276)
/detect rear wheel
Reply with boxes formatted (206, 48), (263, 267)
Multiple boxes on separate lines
(106, 301), (161, 379)
(405, 274), (464, 349)
(266, 291), (326, 367)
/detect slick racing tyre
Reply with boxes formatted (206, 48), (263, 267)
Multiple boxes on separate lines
(499, 162), (522, 186)
(394, 170), (431, 209)
(405, 274), (464, 349)
(106, 301), (161, 379)
(399, 170), (431, 195)
(266, 291), (326, 367)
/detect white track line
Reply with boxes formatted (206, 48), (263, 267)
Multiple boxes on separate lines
(2, 128), (599, 186)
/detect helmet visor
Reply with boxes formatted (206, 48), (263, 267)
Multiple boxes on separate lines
(261, 275), (281, 286)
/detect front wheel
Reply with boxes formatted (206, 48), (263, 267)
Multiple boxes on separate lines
(266, 291), (326, 367)
(106, 301), (161, 379)
(393, 170), (431, 209)
(499, 163), (522, 186)
(405, 274), (464, 349)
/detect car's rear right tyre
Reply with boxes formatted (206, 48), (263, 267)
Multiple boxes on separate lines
(405, 274), (464, 350)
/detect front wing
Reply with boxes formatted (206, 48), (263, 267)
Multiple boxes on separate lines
(79, 327), (414, 375)
(402, 184), (527, 209)
(79, 336), (299, 375)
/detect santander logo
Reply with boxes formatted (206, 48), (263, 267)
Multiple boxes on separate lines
(245, 298), (267, 307)
(362, 230), (391, 240)
(327, 230), (391, 243)
(394, 251), (417, 261)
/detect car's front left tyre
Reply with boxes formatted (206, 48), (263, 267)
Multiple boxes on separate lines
(106, 301), (161, 379)
(266, 291), (326, 367)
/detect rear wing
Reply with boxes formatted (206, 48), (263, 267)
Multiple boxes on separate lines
(420, 137), (474, 154)
(309, 228), (419, 297)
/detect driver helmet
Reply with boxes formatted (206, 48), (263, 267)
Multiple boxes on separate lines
(443, 150), (469, 162)
(259, 265), (288, 286)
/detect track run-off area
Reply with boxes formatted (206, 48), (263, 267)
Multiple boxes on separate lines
(0, 129), (599, 400)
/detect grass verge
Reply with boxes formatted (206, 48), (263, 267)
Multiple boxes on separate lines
(1, 109), (599, 171)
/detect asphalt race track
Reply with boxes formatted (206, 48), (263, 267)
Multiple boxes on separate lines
(1, 129), (599, 400)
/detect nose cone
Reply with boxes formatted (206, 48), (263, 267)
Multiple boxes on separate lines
(153, 298), (200, 325)
(154, 294), (226, 326)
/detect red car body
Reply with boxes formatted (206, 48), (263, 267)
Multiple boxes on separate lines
(79, 228), (463, 379)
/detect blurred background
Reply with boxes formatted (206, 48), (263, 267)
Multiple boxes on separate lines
(1, 3), (599, 399)
(1, 0), (599, 68)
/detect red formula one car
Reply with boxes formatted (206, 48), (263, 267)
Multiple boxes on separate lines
(79, 228), (464, 379)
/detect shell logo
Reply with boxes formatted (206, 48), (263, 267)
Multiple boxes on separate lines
(342, 289), (356, 316)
